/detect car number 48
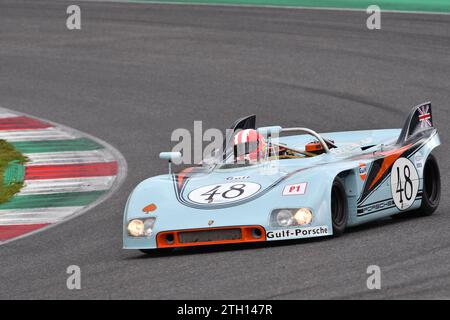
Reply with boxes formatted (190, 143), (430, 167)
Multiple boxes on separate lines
(188, 182), (261, 204)
(390, 157), (419, 210)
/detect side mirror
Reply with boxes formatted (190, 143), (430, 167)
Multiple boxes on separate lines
(159, 152), (182, 174)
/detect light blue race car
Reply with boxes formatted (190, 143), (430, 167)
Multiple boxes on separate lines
(123, 102), (441, 254)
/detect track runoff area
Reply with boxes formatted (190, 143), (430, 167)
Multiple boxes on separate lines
(0, 108), (125, 244)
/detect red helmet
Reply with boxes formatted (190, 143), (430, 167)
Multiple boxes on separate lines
(233, 129), (266, 162)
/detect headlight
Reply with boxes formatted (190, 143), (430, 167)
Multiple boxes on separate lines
(271, 208), (313, 227)
(294, 208), (313, 225)
(143, 218), (155, 236)
(127, 218), (156, 237)
(276, 210), (294, 226)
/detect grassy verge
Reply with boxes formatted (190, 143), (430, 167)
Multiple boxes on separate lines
(0, 140), (28, 204)
(138, 0), (450, 13)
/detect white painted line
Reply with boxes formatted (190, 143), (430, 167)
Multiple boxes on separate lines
(21, 176), (116, 195)
(0, 111), (18, 118)
(0, 207), (82, 225)
(0, 128), (76, 142)
(84, 0), (450, 16)
(26, 150), (117, 165)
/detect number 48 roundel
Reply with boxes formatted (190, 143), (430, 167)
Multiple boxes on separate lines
(188, 182), (261, 205)
(390, 157), (419, 210)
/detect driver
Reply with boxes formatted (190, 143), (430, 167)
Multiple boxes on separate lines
(233, 129), (267, 163)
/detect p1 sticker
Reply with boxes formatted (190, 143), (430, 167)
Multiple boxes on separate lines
(390, 157), (419, 210)
(283, 183), (307, 196)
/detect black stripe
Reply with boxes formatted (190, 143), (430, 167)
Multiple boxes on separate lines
(357, 197), (422, 216)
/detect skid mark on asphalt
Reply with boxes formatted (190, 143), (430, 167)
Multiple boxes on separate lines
(266, 79), (403, 115)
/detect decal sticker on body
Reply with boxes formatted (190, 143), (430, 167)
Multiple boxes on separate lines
(418, 104), (432, 128)
(282, 183), (307, 196)
(359, 163), (367, 181)
(226, 176), (250, 181)
(188, 182), (261, 204)
(390, 157), (419, 210)
(414, 153), (424, 169)
(266, 226), (330, 240)
(357, 199), (395, 216)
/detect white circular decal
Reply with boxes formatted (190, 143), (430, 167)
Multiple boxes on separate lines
(188, 182), (261, 204)
(390, 157), (419, 211)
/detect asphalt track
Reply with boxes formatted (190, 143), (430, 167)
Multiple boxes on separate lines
(1, 0), (450, 299)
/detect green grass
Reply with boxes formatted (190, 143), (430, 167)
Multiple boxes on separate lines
(0, 140), (28, 204)
(138, 0), (450, 13)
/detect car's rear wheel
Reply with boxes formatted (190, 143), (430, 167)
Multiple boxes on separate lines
(331, 177), (348, 236)
(391, 154), (440, 219)
(418, 154), (441, 216)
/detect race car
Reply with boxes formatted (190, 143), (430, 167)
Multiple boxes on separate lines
(123, 102), (441, 254)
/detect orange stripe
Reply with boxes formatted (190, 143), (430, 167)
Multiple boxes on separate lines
(177, 167), (195, 189)
(369, 144), (412, 190)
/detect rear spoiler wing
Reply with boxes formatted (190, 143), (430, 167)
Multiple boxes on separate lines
(396, 102), (434, 145)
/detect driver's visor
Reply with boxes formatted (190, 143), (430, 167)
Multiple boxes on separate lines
(233, 141), (261, 160)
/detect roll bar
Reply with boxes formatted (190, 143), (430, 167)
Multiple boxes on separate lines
(280, 127), (331, 154)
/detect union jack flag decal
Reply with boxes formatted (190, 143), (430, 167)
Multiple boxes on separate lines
(418, 104), (432, 128)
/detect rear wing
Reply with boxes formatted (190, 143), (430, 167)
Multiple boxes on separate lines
(396, 102), (434, 145)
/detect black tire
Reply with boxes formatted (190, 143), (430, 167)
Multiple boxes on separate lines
(418, 154), (441, 216)
(331, 177), (348, 236)
(391, 154), (440, 219)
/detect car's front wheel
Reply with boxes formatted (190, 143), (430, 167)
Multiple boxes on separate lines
(331, 177), (348, 236)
